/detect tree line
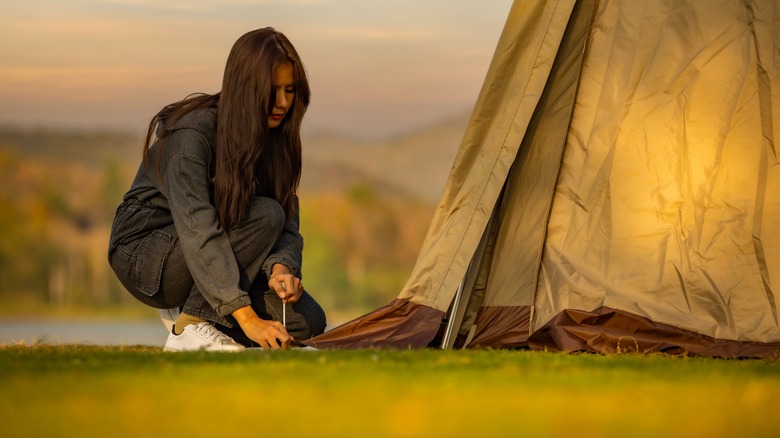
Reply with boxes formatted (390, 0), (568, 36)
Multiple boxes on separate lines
(0, 129), (435, 321)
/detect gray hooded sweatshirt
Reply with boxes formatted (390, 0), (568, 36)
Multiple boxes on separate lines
(108, 107), (303, 323)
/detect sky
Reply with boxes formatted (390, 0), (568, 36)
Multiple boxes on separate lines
(0, 0), (513, 139)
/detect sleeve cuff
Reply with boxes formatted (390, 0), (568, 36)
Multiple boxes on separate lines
(214, 291), (252, 317)
(262, 257), (301, 280)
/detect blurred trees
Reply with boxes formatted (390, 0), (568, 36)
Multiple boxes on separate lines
(0, 128), (437, 320)
(0, 146), (134, 315)
(300, 183), (432, 318)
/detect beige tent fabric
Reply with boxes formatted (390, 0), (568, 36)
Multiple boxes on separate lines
(466, 0), (780, 350)
(471, 0), (596, 311)
(398, 0), (577, 311)
(465, 0), (597, 347)
(531, 0), (780, 342)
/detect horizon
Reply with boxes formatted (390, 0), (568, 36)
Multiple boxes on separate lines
(0, 103), (473, 143)
(0, 0), (513, 139)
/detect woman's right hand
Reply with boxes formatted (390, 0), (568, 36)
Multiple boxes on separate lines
(232, 305), (293, 350)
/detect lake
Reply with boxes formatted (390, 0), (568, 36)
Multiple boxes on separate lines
(0, 319), (167, 346)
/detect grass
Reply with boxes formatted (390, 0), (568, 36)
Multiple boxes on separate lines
(1, 345), (778, 437)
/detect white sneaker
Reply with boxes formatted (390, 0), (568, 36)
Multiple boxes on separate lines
(159, 307), (181, 333)
(163, 321), (245, 352)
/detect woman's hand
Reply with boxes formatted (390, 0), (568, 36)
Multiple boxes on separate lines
(268, 263), (303, 304)
(232, 306), (292, 350)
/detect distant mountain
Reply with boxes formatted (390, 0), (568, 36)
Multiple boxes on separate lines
(0, 110), (472, 204)
(0, 126), (140, 169)
(302, 112), (470, 203)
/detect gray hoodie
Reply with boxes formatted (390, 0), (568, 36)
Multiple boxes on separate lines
(108, 107), (303, 320)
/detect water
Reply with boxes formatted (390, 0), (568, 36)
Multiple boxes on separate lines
(0, 319), (167, 346)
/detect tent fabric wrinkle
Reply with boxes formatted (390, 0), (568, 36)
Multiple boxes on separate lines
(304, 0), (780, 357)
(466, 306), (532, 348)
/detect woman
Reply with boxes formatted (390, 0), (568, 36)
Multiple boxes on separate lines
(108, 28), (326, 351)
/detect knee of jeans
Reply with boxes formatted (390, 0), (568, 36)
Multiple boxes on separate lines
(307, 299), (327, 337)
(246, 197), (285, 234)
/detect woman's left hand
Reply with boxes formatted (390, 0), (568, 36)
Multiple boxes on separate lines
(268, 264), (303, 304)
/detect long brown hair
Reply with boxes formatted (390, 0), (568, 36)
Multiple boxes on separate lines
(142, 27), (311, 228)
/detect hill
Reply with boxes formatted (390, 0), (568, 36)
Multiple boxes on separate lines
(0, 126), (140, 169)
(303, 112), (469, 202)
(0, 110), (471, 203)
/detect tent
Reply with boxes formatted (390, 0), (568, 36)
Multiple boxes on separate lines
(305, 0), (780, 357)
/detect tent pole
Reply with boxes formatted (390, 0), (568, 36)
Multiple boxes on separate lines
(441, 273), (468, 349)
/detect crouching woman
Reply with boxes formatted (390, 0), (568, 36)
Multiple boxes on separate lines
(107, 28), (326, 351)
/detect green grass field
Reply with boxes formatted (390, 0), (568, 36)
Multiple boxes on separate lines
(1, 345), (778, 437)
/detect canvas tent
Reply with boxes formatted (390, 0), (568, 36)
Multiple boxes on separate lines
(305, 0), (780, 357)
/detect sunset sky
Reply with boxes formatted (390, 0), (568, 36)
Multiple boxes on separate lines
(0, 0), (513, 138)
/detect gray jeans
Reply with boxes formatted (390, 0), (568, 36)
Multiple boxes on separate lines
(109, 197), (326, 342)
